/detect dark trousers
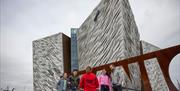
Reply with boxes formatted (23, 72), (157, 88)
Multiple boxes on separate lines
(71, 87), (77, 91)
(112, 84), (122, 91)
(101, 85), (109, 91)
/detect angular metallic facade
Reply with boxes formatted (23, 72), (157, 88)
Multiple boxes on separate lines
(141, 41), (169, 91)
(32, 0), (170, 90)
(77, 0), (141, 90)
(77, 0), (140, 69)
(33, 33), (71, 91)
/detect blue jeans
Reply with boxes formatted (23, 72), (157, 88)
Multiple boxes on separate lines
(71, 88), (77, 91)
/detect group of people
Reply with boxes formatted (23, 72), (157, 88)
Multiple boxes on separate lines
(57, 64), (124, 91)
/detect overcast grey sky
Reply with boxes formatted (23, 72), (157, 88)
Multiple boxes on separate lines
(0, 0), (179, 91)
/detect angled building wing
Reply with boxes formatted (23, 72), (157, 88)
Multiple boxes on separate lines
(33, 33), (71, 91)
(77, 0), (141, 90)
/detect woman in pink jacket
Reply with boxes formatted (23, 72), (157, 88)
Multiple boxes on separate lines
(98, 69), (112, 91)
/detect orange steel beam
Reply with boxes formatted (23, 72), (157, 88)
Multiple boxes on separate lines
(78, 44), (180, 91)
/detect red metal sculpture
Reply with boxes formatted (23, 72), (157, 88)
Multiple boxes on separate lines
(78, 45), (180, 91)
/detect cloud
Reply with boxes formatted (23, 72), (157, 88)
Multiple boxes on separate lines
(129, 0), (180, 47)
(0, 0), (100, 90)
(0, 0), (179, 90)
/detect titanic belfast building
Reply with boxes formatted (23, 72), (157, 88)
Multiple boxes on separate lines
(33, 0), (168, 91)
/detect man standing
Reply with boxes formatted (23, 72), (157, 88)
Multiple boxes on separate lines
(57, 73), (69, 91)
(68, 69), (80, 91)
(79, 66), (99, 91)
(110, 64), (124, 91)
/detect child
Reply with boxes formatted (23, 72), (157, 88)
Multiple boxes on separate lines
(98, 69), (112, 91)
(79, 66), (99, 91)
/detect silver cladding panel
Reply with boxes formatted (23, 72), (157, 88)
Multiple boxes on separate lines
(77, 0), (140, 70)
(33, 33), (64, 91)
(142, 41), (169, 91)
(77, 0), (141, 90)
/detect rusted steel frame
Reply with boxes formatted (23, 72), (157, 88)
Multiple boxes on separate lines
(78, 45), (180, 91)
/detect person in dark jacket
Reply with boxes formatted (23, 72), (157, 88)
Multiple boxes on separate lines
(109, 64), (125, 91)
(57, 73), (69, 91)
(68, 69), (80, 91)
(79, 66), (99, 91)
